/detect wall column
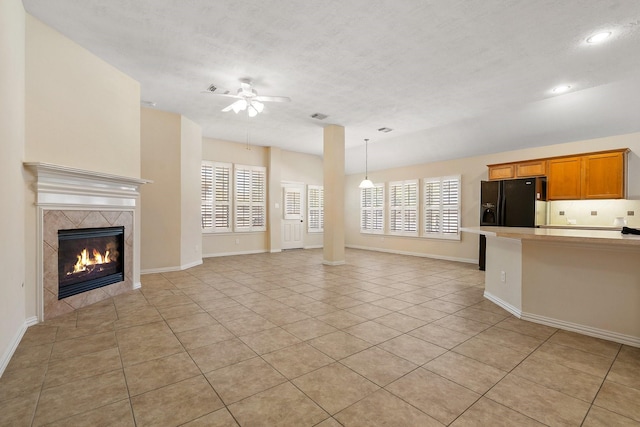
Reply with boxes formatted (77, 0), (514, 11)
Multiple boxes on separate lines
(268, 147), (282, 253)
(323, 125), (345, 265)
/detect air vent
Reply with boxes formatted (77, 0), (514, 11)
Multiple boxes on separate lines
(140, 100), (156, 107)
(207, 84), (217, 92)
(310, 113), (329, 120)
(378, 127), (393, 133)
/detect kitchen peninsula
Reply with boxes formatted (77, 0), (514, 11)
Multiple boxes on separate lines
(462, 226), (640, 347)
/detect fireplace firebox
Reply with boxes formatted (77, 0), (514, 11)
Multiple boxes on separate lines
(58, 226), (125, 299)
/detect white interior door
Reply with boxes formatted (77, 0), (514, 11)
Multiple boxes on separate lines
(282, 184), (304, 249)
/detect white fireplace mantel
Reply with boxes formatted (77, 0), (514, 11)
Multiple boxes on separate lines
(24, 162), (152, 208)
(24, 162), (151, 321)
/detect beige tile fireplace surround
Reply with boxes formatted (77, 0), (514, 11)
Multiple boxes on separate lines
(24, 162), (149, 321)
(42, 209), (134, 319)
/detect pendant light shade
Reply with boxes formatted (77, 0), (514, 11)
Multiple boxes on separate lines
(359, 138), (375, 189)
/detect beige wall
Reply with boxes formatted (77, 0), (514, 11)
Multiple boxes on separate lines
(202, 138), (324, 256)
(281, 150), (324, 249)
(23, 14), (143, 320)
(202, 138), (269, 256)
(25, 15), (140, 177)
(345, 132), (640, 263)
(180, 115), (203, 267)
(0, 0), (27, 373)
(140, 108), (182, 270)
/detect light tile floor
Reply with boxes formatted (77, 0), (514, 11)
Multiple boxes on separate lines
(1, 248), (639, 426)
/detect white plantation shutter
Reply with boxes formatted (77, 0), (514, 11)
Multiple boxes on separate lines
(284, 188), (302, 220)
(202, 161), (231, 232)
(360, 184), (384, 234)
(423, 175), (461, 240)
(389, 180), (418, 236)
(234, 165), (266, 232)
(307, 185), (324, 232)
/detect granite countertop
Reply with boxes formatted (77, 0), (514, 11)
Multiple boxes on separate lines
(461, 226), (640, 246)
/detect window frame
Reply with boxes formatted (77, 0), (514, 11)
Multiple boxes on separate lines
(360, 183), (385, 234)
(388, 179), (419, 237)
(423, 175), (461, 240)
(307, 185), (324, 233)
(201, 161), (232, 233)
(234, 164), (267, 233)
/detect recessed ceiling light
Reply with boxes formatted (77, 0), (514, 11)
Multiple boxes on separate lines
(552, 85), (571, 94)
(586, 31), (612, 44)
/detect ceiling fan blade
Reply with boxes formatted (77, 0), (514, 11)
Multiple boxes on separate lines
(221, 103), (236, 112)
(201, 91), (241, 99)
(254, 95), (291, 103)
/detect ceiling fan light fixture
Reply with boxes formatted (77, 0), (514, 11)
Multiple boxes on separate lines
(247, 104), (259, 117)
(253, 101), (264, 113)
(231, 99), (248, 113)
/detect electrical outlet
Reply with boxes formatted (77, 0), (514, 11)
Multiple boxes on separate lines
(500, 271), (506, 283)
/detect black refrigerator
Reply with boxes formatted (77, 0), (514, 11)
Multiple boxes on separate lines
(478, 177), (547, 270)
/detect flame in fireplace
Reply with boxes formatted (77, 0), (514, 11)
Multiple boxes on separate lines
(69, 247), (114, 274)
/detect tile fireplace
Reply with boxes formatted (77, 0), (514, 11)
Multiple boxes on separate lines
(24, 162), (150, 320)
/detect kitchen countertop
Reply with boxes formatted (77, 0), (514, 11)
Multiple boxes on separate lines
(461, 226), (640, 246)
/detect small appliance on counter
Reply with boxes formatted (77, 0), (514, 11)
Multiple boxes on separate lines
(478, 177), (547, 270)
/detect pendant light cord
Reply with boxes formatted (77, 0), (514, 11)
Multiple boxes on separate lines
(364, 138), (369, 179)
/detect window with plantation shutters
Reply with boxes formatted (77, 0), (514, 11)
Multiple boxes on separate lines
(201, 161), (232, 232)
(360, 184), (384, 234)
(389, 180), (419, 236)
(234, 164), (266, 232)
(423, 175), (461, 240)
(307, 185), (324, 233)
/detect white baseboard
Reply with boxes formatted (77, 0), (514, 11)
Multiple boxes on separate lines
(484, 291), (640, 348)
(483, 291), (522, 317)
(141, 259), (203, 274)
(304, 245), (323, 249)
(521, 311), (640, 348)
(346, 244), (476, 264)
(202, 249), (268, 258)
(270, 249), (282, 253)
(133, 282), (142, 290)
(0, 316), (38, 377)
(323, 260), (346, 266)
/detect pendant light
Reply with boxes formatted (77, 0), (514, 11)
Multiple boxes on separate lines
(359, 138), (375, 189)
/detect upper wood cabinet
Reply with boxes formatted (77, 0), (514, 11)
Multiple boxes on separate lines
(488, 148), (628, 200)
(488, 164), (514, 180)
(515, 159), (547, 178)
(548, 156), (582, 200)
(488, 159), (546, 180)
(582, 150), (625, 199)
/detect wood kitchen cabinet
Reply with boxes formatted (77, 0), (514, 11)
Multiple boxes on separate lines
(582, 150), (625, 199)
(547, 156), (582, 200)
(488, 159), (546, 180)
(547, 149), (627, 200)
(490, 148), (628, 200)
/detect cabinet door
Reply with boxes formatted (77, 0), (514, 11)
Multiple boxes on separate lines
(488, 164), (514, 180)
(582, 151), (625, 199)
(516, 160), (546, 177)
(548, 157), (581, 200)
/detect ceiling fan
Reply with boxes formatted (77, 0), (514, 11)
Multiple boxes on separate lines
(204, 78), (291, 117)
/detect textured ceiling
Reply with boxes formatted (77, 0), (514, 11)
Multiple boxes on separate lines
(22, 0), (640, 173)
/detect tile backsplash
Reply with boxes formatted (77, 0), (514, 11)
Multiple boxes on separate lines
(548, 199), (640, 227)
